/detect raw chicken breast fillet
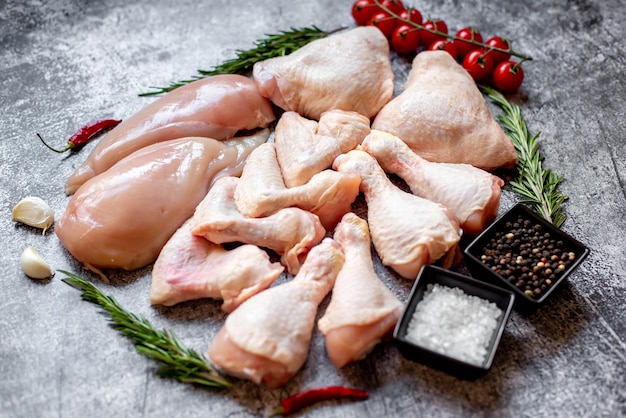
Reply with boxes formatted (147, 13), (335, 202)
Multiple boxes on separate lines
(318, 212), (403, 368)
(253, 26), (394, 120)
(234, 142), (361, 230)
(333, 150), (461, 280)
(372, 51), (518, 171)
(190, 176), (325, 275)
(208, 238), (344, 388)
(274, 110), (370, 187)
(56, 130), (268, 274)
(150, 219), (284, 312)
(361, 130), (503, 236)
(65, 74), (275, 194)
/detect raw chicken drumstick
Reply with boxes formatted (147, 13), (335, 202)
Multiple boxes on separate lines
(274, 110), (370, 188)
(318, 212), (403, 368)
(253, 26), (394, 120)
(372, 50), (518, 171)
(65, 74), (275, 195)
(333, 150), (461, 280)
(234, 142), (361, 230)
(361, 130), (504, 236)
(190, 176), (325, 275)
(150, 220), (284, 312)
(208, 238), (344, 388)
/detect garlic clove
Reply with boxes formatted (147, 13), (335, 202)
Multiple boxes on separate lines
(20, 246), (54, 280)
(12, 196), (55, 234)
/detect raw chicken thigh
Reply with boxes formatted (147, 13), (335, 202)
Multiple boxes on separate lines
(56, 130), (268, 274)
(208, 238), (344, 388)
(234, 143), (360, 230)
(190, 176), (325, 275)
(318, 213), (403, 368)
(150, 220), (283, 312)
(361, 130), (503, 236)
(274, 110), (371, 187)
(333, 150), (461, 280)
(65, 74), (275, 194)
(372, 51), (518, 171)
(253, 26), (394, 120)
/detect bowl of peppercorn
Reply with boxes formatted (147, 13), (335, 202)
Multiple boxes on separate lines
(463, 203), (589, 314)
(393, 265), (515, 380)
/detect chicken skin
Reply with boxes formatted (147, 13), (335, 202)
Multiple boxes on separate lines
(361, 130), (503, 236)
(333, 150), (461, 280)
(372, 51), (518, 171)
(318, 213), (403, 368)
(208, 238), (344, 388)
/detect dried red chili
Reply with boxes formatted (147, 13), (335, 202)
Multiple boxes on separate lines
(37, 119), (122, 153)
(270, 386), (369, 416)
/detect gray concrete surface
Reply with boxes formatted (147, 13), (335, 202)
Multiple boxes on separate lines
(1, 0), (625, 417)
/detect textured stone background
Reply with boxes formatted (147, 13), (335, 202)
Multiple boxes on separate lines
(1, 0), (625, 417)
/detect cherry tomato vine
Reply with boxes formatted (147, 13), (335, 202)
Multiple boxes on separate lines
(351, 0), (532, 92)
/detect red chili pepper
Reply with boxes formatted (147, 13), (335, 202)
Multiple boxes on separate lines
(270, 386), (369, 416)
(37, 119), (122, 153)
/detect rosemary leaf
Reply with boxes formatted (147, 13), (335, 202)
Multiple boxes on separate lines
(139, 26), (344, 96)
(59, 270), (231, 390)
(480, 85), (568, 227)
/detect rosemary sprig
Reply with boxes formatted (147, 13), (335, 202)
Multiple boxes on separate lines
(140, 26), (344, 96)
(59, 270), (231, 390)
(480, 85), (568, 227)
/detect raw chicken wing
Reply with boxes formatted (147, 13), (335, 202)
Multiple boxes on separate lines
(333, 150), (461, 279)
(318, 213), (403, 368)
(65, 74), (275, 194)
(234, 143), (360, 230)
(275, 110), (370, 187)
(150, 220), (283, 312)
(253, 26), (394, 120)
(56, 130), (268, 274)
(372, 51), (518, 171)
(361, 130), (503, 236)
(191, 176), (325, 275)
(208, 238), (344, 388)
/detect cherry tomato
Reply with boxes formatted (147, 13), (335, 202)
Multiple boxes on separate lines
(462, 49), (494, 81)
(420, 19), (448, 48)
(368, 12), (398, 39)
(351, 0), (379, 26)
(428, 39), (458, 60)
(381, 0), (405, 15)
(391, 24), (421, 54)
(484, 36), (512, 65)
(454, 27), (483, 59)
(399, 7), (423, 25)
(492, 61), (524, 92)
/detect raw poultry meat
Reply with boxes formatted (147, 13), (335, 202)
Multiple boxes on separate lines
(372, 50), (518, 171)
(150, 220), (283, 312)
(234, 142), (361, 230)
(65, 74), (275, 195)
(190, 176), (325, 275)
(318, 213), (403, 368)
(333, 150), (461, 280)
(361, 130), (504, 236)
(253, 26), (394, 120)
(55, 130), (268, 275)
(274, 110), (371, 187)
(208, 238), (344, 388)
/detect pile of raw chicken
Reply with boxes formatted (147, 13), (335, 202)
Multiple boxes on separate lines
(55, 27), (518, 388)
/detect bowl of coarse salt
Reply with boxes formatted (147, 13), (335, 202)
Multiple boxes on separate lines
(393, 265), (515, 380)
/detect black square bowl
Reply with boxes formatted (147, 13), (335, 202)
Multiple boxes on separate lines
(393, 265), (515, 380)
(463, 203), (590, 314)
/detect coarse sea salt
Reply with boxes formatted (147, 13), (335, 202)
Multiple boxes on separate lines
(405, 284), (502, 366)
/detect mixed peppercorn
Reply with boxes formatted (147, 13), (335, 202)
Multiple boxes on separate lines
(478, 215), (578, 299)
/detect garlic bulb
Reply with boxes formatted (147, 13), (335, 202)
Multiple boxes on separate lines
(12, 196), (55, 234)
(20, 246), (54, 279)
